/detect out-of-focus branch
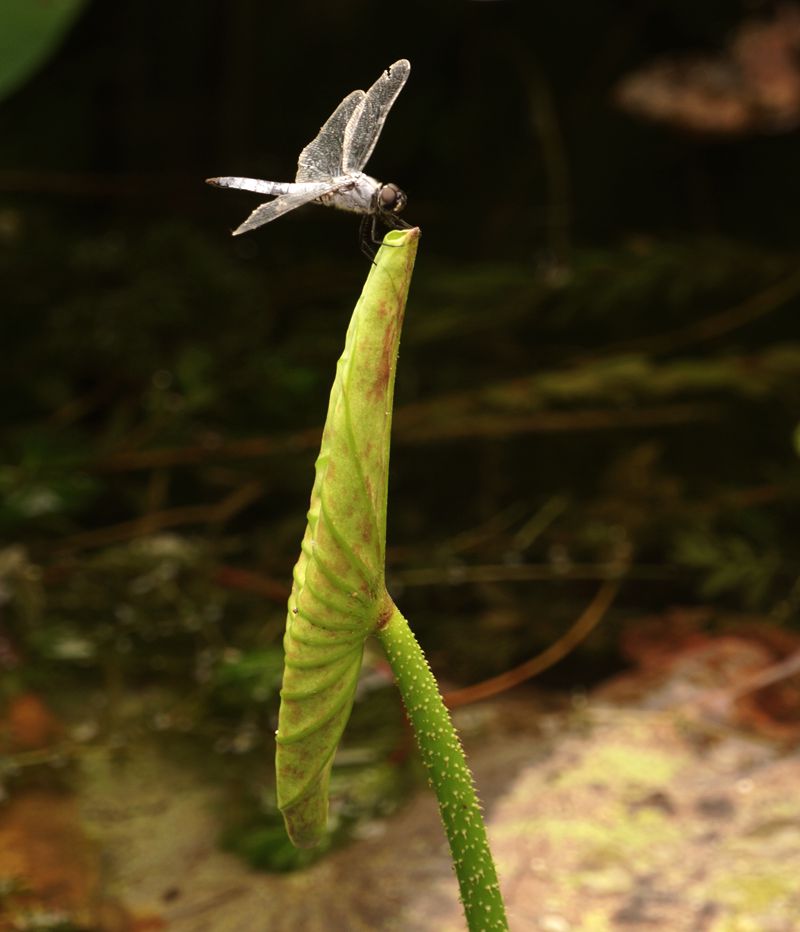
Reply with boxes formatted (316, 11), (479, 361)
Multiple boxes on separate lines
(445, 578), (621, 709)
(55, 480), (263, 552)
(95, 402), (718, 473)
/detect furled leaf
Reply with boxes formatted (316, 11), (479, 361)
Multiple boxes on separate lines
(276, 229), (419, 847)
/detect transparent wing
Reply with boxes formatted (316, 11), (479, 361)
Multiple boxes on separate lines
(296, 90), (365, 182)
(342, 59), (410, 173)
(230, 184), (334, 236)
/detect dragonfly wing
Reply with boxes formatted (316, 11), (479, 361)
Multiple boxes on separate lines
(342, 60), (410, 173)
(231, 184), (333, 236)
(296, 89), (365, 181)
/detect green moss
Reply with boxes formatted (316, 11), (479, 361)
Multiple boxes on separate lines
(577, 909), (614, 932)
(555, 742), (681, 791)
(710, 868), (798, 914)
(537, 804), (682, 869)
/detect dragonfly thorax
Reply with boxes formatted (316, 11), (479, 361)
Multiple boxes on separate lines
(319, 173), (381, 214)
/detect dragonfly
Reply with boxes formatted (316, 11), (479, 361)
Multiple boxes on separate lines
(207, 59), (412, 258)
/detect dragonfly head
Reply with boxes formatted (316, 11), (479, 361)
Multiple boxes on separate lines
(377, 183), (407, 216)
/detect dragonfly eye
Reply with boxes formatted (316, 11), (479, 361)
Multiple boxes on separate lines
(379, 183), (407, 214)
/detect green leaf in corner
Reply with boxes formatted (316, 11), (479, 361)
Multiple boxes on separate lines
(276, 229), (419, 848)
(0, 0), (88, 103)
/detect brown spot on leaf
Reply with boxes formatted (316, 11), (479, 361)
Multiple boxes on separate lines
(370, 311), (401, 402)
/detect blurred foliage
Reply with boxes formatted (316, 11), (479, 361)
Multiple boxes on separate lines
(673, 528), (781, 608)
(2, 0), (800, 869)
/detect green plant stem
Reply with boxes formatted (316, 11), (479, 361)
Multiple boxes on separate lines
(376, 599), (509, 931)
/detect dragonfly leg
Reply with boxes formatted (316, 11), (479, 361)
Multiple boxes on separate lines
(359, 212), (413, 262)
(382, 213), (413, 231)
(359, 214), (378, 262)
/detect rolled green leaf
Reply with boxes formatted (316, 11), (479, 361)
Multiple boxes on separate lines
(276, 228), (419, 847)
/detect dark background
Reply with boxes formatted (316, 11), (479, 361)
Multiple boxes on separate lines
(7, 1), (800, 251)
(2, 0), (799, 869)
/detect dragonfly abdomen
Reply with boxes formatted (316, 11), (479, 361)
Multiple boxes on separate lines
(208, 177), (325, 197)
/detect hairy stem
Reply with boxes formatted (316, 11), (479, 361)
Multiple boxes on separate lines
(376, 599), (508, 931)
